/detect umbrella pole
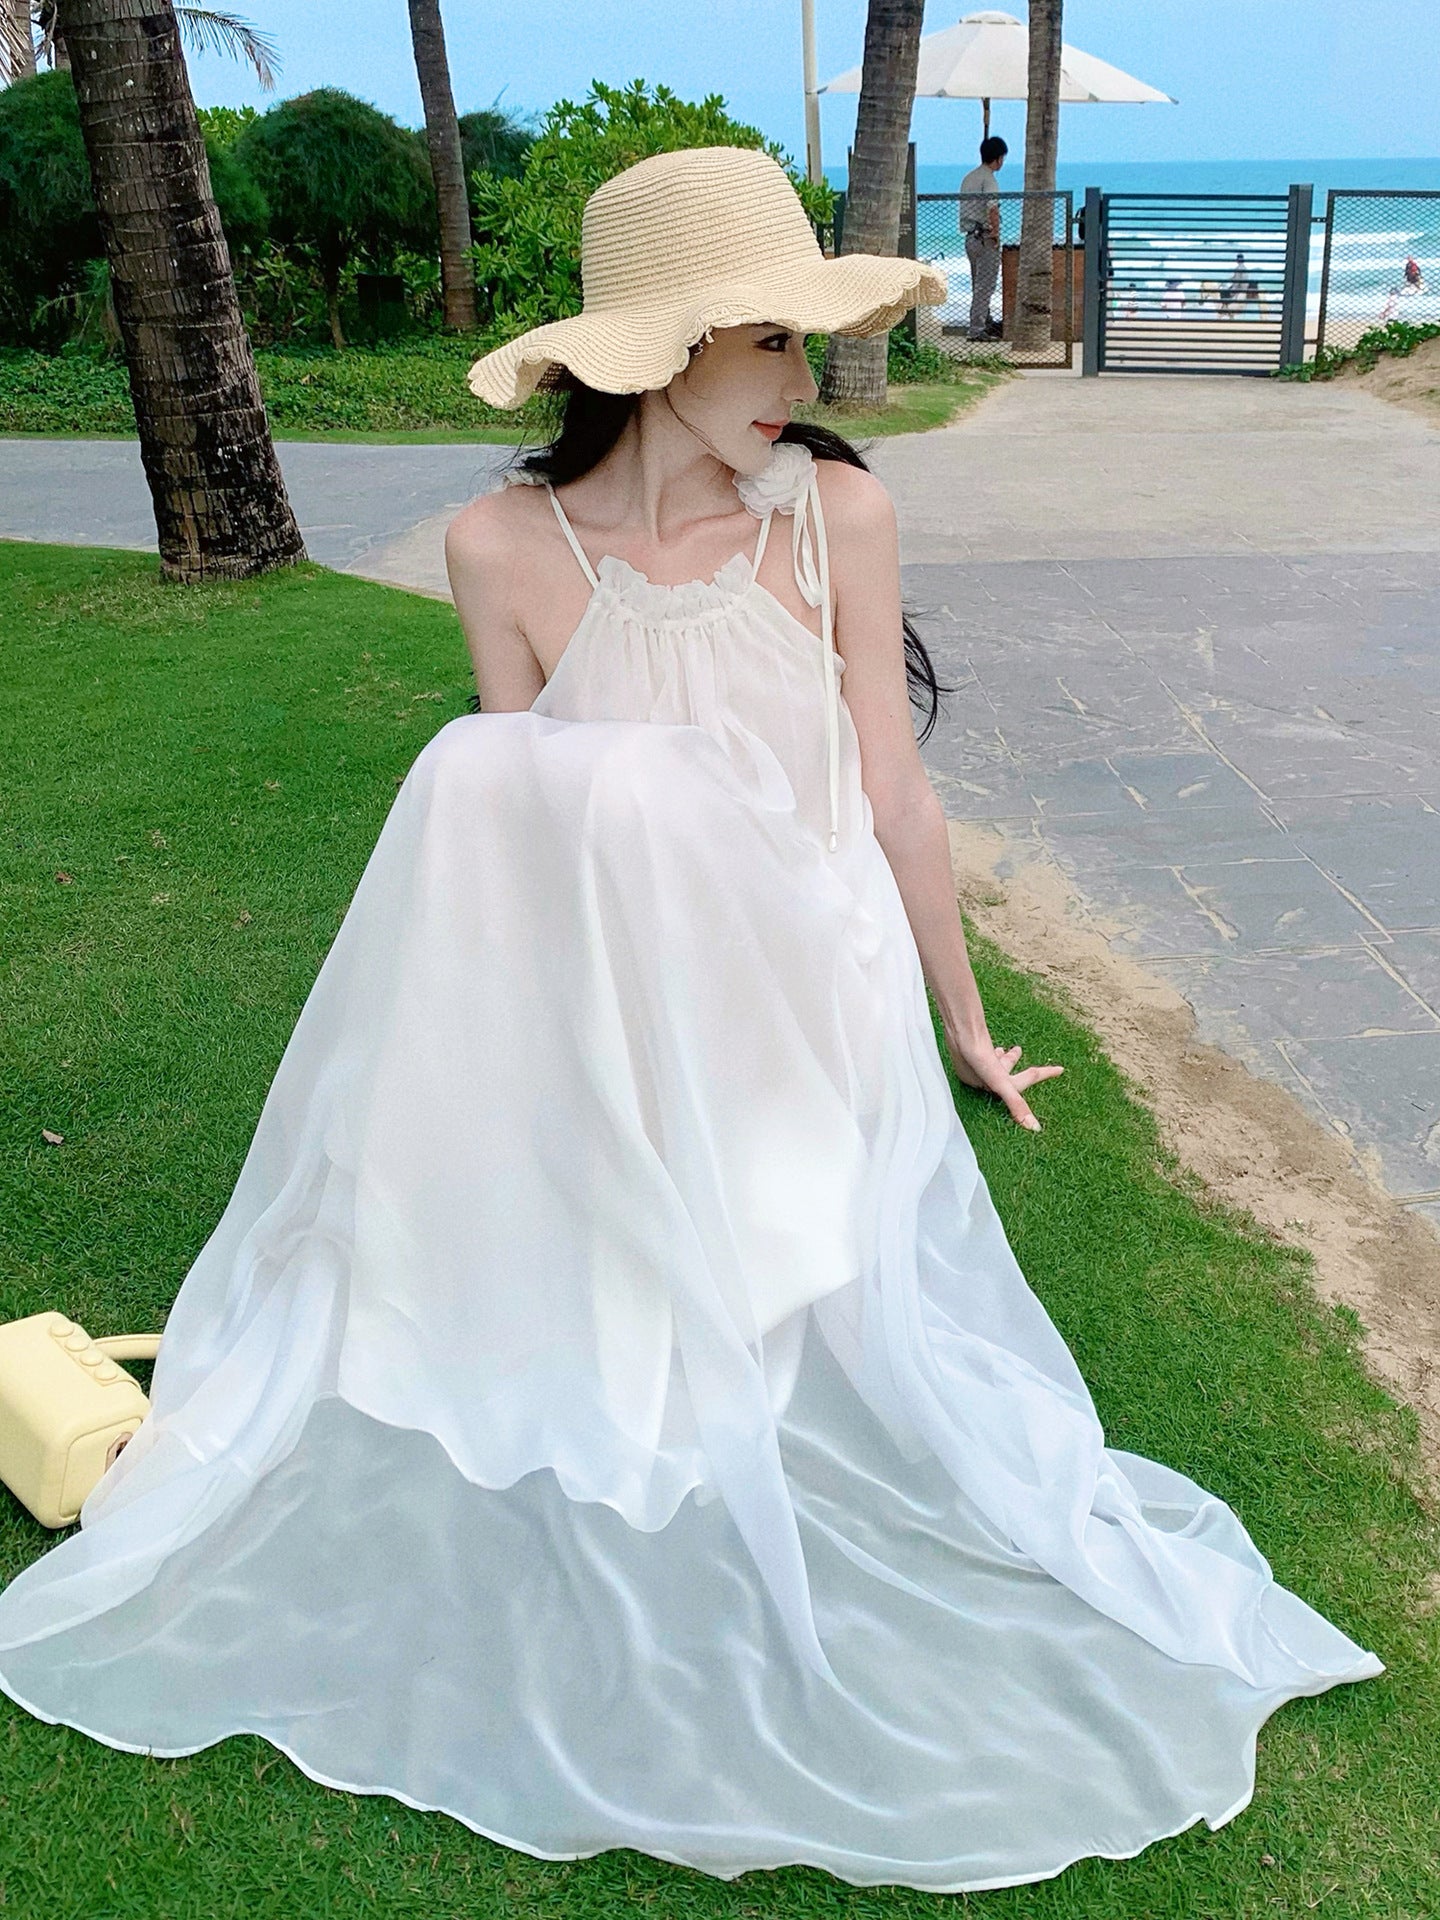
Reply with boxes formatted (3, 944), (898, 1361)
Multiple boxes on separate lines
(983, 95), (990, 140)
(801, 0), (823, 185)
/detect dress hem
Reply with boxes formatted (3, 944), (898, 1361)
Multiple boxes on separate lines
(0, 1656), (1384, 1896)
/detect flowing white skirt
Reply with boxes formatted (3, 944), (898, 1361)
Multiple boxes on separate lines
(0, 712), (1383, 1893)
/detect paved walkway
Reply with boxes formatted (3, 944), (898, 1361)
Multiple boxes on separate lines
(0, 437), (511, 583)
(4, 373), (1438, 1226)
(868, 370), (1440, 562)
(869, 375), (1440, 1234)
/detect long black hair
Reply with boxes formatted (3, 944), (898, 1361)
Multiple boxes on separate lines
(467, 370), (955, 743)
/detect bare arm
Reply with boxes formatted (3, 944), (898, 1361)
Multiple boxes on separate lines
(444, 493), (546, 714)
(823, 462), (1061, 1131)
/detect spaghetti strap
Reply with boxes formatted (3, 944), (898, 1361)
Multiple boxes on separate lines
(544, 482), (601, 591)
(749, 506), (775, 581)
(778, 469), (842, 854)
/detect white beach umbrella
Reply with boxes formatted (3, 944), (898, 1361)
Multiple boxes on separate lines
(820, 8), (1175, 139)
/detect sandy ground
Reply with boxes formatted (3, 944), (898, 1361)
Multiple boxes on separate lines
(1331, 332), (1440, 429)
(948, 819), (1440, 1502)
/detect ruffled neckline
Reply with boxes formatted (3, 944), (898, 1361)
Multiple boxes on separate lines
(594, 549), (755, 618)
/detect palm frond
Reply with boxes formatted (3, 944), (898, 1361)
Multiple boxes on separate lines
(1, 7), (34, 83)
(173, 6), (281, 91)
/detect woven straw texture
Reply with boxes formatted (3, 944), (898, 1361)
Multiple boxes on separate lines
(467, 146), (949, 410)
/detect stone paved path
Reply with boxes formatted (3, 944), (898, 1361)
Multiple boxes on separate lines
(865, 375), (1440, 1232)
(0, 436), (510, 581)
(3, 372), (1437, 1224)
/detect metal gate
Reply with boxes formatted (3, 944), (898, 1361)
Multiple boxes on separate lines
(1082, 187), (1312, 375)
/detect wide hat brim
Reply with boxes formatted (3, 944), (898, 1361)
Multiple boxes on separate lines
(467, 253), (950, 410)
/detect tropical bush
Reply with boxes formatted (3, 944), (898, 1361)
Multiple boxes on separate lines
(0, 333), (541, 435)
(469, 78), (834, 334)
(0, 71), (99, 348)
(0, 73), (269, 349)
(458, 104), (536, 208)
(233, 89), (436, 349)
(1277, 316), (1440, 382)
(194, 103), (260, 150)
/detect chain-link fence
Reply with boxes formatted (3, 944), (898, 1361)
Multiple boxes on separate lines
(914, 189), (1076, 367)
(1314, 190), (1440, 356)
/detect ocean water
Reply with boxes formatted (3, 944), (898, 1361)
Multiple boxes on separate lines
(827, 158), (1440, 340)
(913, 157), (1439, 200)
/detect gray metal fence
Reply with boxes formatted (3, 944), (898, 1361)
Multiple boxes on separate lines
(914, 189), (1075, 367)
(1081, 188), (1312, 376)
(825, 171), (1430, 376)
(1314, 190), (1440, 357)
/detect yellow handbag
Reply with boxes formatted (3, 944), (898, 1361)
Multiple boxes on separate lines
(0, 1313), (162, 1529)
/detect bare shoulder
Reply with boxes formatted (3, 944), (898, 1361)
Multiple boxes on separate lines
(444, 480), (552, 711)
(444, 480), (541, 581)
(811, 455), (897, 546)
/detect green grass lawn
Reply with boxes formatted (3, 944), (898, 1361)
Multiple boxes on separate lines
(0, 541), (1437, 1920)
(794, 377), (1002, 438)
(0, 340), (1007, 442)
(269, 379), (1004, 443)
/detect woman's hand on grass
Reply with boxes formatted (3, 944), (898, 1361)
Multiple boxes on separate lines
(944, 1028), (1064, 1133)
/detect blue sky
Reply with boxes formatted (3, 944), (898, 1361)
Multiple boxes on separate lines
(188, 1), (1440, 167)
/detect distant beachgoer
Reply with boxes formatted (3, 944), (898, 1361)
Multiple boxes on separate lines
(1403, 256), (1425, 293)
(959, 135), (1007, 340)
(1216, 251), (1248, 317)
(1161, 278), (1184, 314)
(1380, 287), (1401, 323)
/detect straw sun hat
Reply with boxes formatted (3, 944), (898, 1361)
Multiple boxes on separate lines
(466, 145), (949, 410)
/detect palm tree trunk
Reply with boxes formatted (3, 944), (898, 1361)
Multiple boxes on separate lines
(819, 0), (925, 409)
(53, 0), (306, 583)
(1014, 0), (1062, 353)
(407, 0), (476, 333)
(323, 257), (346, 351)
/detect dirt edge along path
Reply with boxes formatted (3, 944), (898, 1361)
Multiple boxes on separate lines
(948, 819), (1440, 1503)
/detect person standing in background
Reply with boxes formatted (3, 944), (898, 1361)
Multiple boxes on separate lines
(958, 135), (1007, 341)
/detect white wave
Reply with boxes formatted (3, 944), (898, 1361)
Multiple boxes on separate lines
(1330, 229), (1425, 247)
(1326, 252), (1438, 272)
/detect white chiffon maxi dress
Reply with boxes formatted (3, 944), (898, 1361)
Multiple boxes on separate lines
(0, 439), (1383, 1894)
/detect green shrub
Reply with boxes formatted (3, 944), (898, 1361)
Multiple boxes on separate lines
(248, 335), (530, 431)
(205, 136), (271, 261)
(0, 344), (136, 431)
(234, 89), (437, 348)
(1277, 316), (1440, 382)
(883, 331), (1009, 384)
(469, 78), (833, 334)
(0, 334), (542, 436)
(458, 105), (536, 208)
(0, 71), (99, 349)
(195, 103), (259, 151)
(0, 75), (272, 350)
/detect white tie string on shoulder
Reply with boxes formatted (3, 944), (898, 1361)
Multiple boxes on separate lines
(788, 471), (842, 854)
(738, 444), (842, 856)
